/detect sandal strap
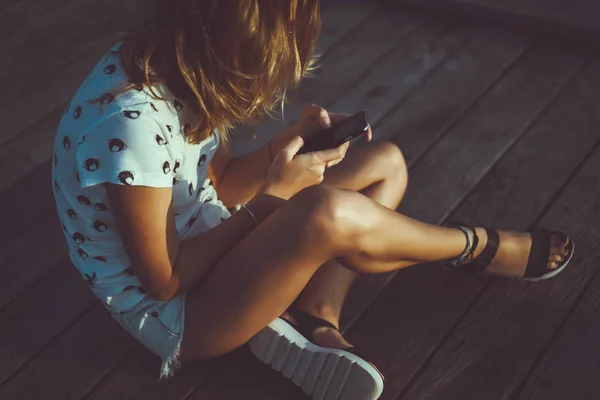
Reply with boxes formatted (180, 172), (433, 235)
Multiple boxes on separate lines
(286, 307), (380, 374)
(447, 225), (499, 274)
(523, 228), (570, 278)
(286, 307), (338, 341)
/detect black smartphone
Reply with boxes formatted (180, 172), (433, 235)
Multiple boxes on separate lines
(297, 111), (369, 155)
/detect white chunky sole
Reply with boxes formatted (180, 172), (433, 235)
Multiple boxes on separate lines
(249, 318), (384, 400)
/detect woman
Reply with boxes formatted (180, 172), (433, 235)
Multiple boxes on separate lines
(51, 1), (573, 399)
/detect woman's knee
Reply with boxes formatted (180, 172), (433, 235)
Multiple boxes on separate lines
(371, 141), (408, 186)
(292, 185), (373, 245)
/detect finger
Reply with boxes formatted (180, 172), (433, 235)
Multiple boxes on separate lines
(364, 124), (373, 141)
(299, 104), (331, 137)
(281, 136), (305, 160)
(311, 145), (347, 164)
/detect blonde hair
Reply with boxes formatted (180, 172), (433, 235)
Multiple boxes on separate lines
(115, 0), (321, 143)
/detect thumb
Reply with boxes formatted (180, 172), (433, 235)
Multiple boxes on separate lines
(281, 136), (305, 160)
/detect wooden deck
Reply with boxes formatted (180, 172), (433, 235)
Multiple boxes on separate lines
(2, 1), (600, 399)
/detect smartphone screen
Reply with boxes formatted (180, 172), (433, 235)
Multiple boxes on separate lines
(297, 111), (369, 154)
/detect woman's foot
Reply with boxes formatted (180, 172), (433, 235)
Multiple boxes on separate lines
(281, 308), (385, 379)
(465, 227), (571, 278)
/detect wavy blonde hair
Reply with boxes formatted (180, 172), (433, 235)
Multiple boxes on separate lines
(116, 0), (321, 143)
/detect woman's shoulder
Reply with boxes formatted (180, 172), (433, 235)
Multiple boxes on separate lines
(57, 42), (180, 137)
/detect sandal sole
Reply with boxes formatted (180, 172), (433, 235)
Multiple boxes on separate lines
(249, 318), (384, 400)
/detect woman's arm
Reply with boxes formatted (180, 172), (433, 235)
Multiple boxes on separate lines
(107, 184), (283, 301)
(214, 124), (298, 207)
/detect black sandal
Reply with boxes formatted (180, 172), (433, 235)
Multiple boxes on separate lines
(249, 307), (384, 400)
(446, 223), (574, 281)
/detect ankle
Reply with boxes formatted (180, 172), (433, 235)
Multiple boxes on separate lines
(294, 301), (341, 329)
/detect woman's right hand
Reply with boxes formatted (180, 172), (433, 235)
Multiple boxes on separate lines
(262, 135), (348, 200)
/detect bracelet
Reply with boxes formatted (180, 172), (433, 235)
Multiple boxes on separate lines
(267, 139), (275, 162)
(240, 204), (258, 226)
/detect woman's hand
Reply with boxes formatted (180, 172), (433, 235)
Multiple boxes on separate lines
(262, 135), (348, 200)
(294, 104), (372, 168)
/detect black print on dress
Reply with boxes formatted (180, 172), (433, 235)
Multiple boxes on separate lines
(203, 197), (213, 203)
(93, 221), (108, 232)
(198, 154), (207, 168)
(84, 272), (97, 287)
(63, 136), (71, 151)
(73, 105), (82, 120)
(123, 285), (136, 292)
(72, 232), (86, 245)
(101, 93), (115, 105)
(77, 248), (89, 260)
(173, 99), (183, 112)
(61, 223), (68, 232)
(150, 103), (159, 112)
(124, 267), (135, 275)
(117, 171), (134, 185)
(188, 182), (194, 196)
(108, 138), (127, 152)
(103, 64), (117, 74)
(221, 217), (227, 222)
(77, 195), (91, 206)
(84, 158), (100, 172)
(186, 217), (197, 229)
(53, 153), (58, 166)
(162, 161), (171, 174)
(137, 286), (147, 294)
(122, 110), (140, 119)
(76, 173), (80, 183)
(155, 134), (166, 145)
(150, 311), (159, 318)
(197, 186), (205, 199)
(166, 125), (173, 133)
(172, 177), (178, 185)
(67, 209), (78, 220)
(93, 203), (107, 211)
(54, 181), (60, 193)
(94, 256), (107, 262)
(173, 160), (181, 173)
(64, 103), (70, 115)
(79, 135), (86, 145)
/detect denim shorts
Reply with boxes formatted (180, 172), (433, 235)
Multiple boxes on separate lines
(111, 293), (186, 378)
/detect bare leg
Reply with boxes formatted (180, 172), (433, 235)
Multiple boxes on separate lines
(180, 185), (468, 359)
(292, 142), (407, 347)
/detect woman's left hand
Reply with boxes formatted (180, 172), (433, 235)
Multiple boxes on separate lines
(295, 104), (372, 168)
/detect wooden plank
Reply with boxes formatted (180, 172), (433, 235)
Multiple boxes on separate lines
(85, 349), (217, 400)
(0, 0), (119, 105)
(317, 1), (380, 55)
(0, 212), (67, 309)
(336, 44), (587, 399)
(374, 26), (531, 161)
(327, 16), (479, 120)
(0, 106), (62, 191)
(385, 0), (600, 48)
(0, 305), (137, 400)
(340, 27), (532, 328)
(0, 43), (112, 148)
(0, 0), (78, 39)
(0, 258), (95, 385)
(515, 228), (600, 400)
(0, 160), (53, 243)
(380, 57), (599, 400)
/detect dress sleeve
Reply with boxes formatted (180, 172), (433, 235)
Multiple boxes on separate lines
(76, 109), (175, 188)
